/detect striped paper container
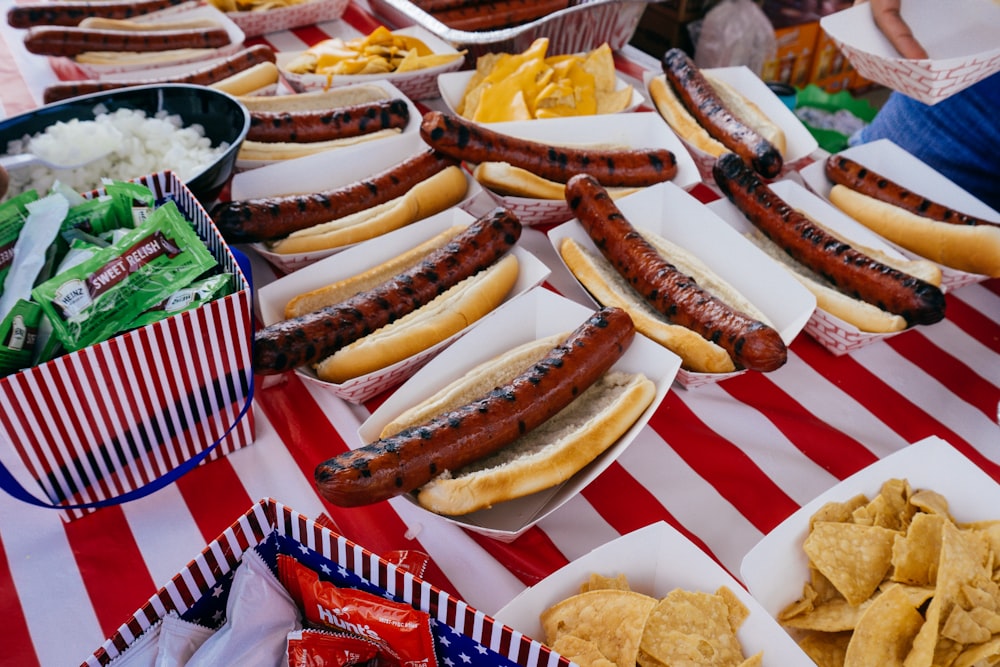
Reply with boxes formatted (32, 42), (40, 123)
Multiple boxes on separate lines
(0, 171), (255, 521)
(81, 498), (568, 667)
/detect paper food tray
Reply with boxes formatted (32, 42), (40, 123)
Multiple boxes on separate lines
(48, 3), (246, 80)
(234, 79), (422, 172)
(358, 286), (681, 541)
(466, 111), (700, 227)
(644, 66), (818, 183)
(224, 0), (348, 38)
(820, 0), (1000, 105)
(494, 520), (815, 665)
(368, 0), (654, 62)
(708, 178), (943, 356)
(550, 180), (816, 387)
(799, 138), (998, 293)
(81, 498), (570, 667)
(257, 210), (552, 404)
(277, 25), (464, 101)
(741, 435), (998, 618)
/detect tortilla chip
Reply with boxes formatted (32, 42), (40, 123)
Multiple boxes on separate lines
(804, 521), (898, 605)
(892, 512), (946, 586)
(541, 589), (656, 666)
(843, 584), (925, 666)
(798, 631), (852, 667)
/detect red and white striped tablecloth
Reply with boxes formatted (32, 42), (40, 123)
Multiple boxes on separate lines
(1, 2), (999, 665)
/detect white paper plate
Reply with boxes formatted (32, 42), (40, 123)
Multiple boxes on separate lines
(358, 287), (680, 540)
(494, 520), (815, 665)
(551, 180), (816, 387)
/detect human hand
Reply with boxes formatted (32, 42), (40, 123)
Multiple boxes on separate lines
(854, 0), (929, 59)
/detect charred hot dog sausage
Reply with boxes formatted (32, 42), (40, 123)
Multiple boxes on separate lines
(314, 305), (634, 506)
(23, 25), (231, 57)
(566, 172), (787, 372)
(713, 152), (946, 326)
(429, 0), (569, 31)
(246, 98), (410, 144)
(662, 48), (783, 179)
(8, 0), (189, 28)
(420, 110), (678, 188)
(253, 207), (522, 374)
(42, 45), (276, 104)
(825, 154), (999, 228)
(211, 149), (459, 243)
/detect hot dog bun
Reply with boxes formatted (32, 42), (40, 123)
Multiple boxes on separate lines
(284, 225), (466, 319)
(210, 61), (280, 96)
(235, 84), (392, 112)
(379, 333), (655, 515)
(829, 185), (1000, 278)
(473, 161), (641, 201)
(237, 129), (402, 162)
(559, 229), (773, 374)
(267, 165), (468, 255)
(315, 252), (520, 383)
(702, 72), (787, 156)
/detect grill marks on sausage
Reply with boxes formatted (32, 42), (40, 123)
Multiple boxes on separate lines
(246, 98), (410, 143)
(714, 152), (946, 325)
(567, 173), (787, 372)
(41, 44), (276, 104)
(23, 25), (232, 56)
(825, 154), (999, 228)
(419, 110), (678, 187)
(252, 207), (522, 375)
(313, 306), (635, 507)
(8, 0), (190, 28)
(661, 48), (783, 179)
(210, 149), (458, 243)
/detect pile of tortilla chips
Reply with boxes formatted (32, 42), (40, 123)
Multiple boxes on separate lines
(780, 478), (1000, 667)
(284, 26), (463, 76)
(540, 573), (761, 666)
(457, 38), (633, 122)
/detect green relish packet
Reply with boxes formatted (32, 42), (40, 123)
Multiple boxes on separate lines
(131, 273), (234, 329)
(0, 299), (42, 377)
(32, 200), (218, 352)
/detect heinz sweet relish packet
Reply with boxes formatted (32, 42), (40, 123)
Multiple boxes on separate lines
(31, 199), (217, 352)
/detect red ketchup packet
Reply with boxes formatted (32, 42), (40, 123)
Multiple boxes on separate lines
(287, 628), (389, 667)
(277, 555), (438, 667)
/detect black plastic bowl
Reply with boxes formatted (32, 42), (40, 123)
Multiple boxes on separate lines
(0, 83), (250, 204)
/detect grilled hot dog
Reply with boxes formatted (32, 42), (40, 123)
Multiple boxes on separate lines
(42, 45), (277, 104)
(24, 25), (231, 57)
(253, 207), (522, 374)
(565, 172), (787, 372)
(246, 98), (410, 144)
(419, 110), (678, 188)
(8, 0), (190, 28)
(825, 154), (1000, 229)
(211, 149), (459, 243)
(713, 152), (946, 326)
(314, 305), (635, 507)
(662, 48), (783, 179)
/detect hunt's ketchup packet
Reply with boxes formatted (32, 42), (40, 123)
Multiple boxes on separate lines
(287, 628), (389, 667)
(278, 555), (438, 667)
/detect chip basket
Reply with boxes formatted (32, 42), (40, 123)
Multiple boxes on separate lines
(81, 498), (569, 667)
(0, 171), (255, 522)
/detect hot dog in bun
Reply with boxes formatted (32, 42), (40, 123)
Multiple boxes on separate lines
(382, 332), (655, 515)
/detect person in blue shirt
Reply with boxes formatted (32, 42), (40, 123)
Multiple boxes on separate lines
(849, 0), (1000, 212)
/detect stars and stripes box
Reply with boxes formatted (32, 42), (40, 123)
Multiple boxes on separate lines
(0, 171), (255, 521)
(81, 498), (569, 667)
